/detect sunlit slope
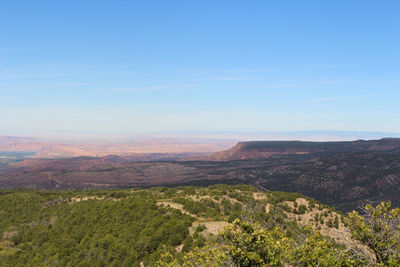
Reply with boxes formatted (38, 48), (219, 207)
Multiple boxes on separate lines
(0, 185), (377, 266)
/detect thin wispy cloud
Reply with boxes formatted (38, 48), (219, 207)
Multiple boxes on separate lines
(107, 85), (172, 92)
(200, 76), (252, 82)
(0, 82), (101, 92)
(255, 80), (348, 90)
(0, 73), (66, 81)
(310, 94), (378, 103)
(184, 76), (253, 83)
(106, 83), (203, 92)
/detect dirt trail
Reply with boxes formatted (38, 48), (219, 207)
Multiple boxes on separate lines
(157, 201), (199, 218)
(265, 203), (270, 214)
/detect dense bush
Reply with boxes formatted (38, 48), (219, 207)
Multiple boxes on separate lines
(294, 204), (307, 214)
(2, 186), (399, 266)
(0, 190), (194, 266)
(158, 220), (368, 267)
(348, 201), (400, 265)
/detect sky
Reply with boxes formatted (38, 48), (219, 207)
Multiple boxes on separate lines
(1, 0), (400, 137)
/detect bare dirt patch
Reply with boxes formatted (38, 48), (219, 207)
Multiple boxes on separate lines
(253, 192), (267, 200)
(175, 244), (184, 253)
(49, 216), (57, 225)
(69, 196), (105, 203)
(192, 221), (230, 236)
(2, 230), (18, 239)
(295, 197), (308, 207)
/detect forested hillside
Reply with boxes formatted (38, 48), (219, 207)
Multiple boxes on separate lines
(0, 185), (399, 266)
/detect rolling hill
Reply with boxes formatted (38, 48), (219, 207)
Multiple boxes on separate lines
(0, 185), (377, 266)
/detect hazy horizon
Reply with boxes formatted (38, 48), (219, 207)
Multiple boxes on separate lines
(2, 130), (400, 143)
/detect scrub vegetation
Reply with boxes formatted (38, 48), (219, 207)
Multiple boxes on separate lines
(0, 185), (398, 266)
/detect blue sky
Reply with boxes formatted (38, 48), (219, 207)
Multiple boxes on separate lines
(1, 1), (399, 136)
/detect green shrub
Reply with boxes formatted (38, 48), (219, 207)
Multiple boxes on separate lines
(334, 216), (339, 229)
(294, 204), (307, 214)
